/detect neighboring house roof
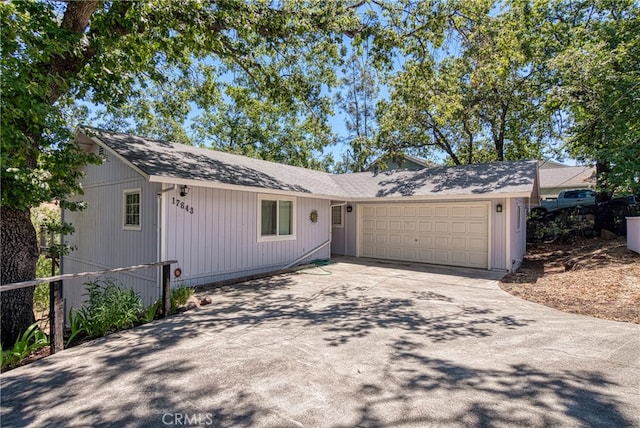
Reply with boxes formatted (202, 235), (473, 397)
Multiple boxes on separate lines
(538, 159), (570, 169)
(76, 127), (539, 201)
(366, 153), (432, 171)
(538, 165), (596, 191)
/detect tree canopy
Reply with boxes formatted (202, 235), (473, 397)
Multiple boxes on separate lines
(0, 0), (363, 346)
(1, 0), (638, 346)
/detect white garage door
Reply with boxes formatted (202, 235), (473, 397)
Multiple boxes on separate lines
(360, 202), (489, 269)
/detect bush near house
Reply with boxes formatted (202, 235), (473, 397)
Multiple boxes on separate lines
(528, 198), (640, 243)
(66, 279), (195, 347)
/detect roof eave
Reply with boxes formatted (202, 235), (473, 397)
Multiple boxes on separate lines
(75, 128), (150, 181)
(346, 191), (535, 203)
(148, 175), (338, 200)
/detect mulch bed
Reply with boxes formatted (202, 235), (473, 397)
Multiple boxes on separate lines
(500, 237), (640, 324)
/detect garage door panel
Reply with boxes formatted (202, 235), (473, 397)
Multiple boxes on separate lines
(404, 207), (417, 217)
(451, 236), (467, 250)
(435, 222), (449, 233)
(417, 235), (433, 247)
(363, 206), (376, 217)
(388, 247), (402, 259)
(418, 207), (432, 217)
(451, 251), (468, 265)
(389, 234), (402, 245)
(360, 202), (488, 269)
(434, 236), (449, 249)
(468, 253), (487, 267)
(418, 222), (432, 232)
(374, 247), (387, 258)
(469, 206), (488, 218)
(469, 237), (487, 251)
(418, 249), (434, 262)
(451, 206), (467, 217)
(451, 221), (467, 234)
(389, 206), (402, 217)
(469, 221), (487, 234)
(403, 248), (418, 261)
(435, 207), (449, 217)
(434, 251), (449, 263)
(389, 220), (402, 231)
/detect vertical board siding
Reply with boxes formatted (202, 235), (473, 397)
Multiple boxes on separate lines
(510, 198), (527, 272)
(491, 198), (507, 271)
(163, 187), (330, 287)
(331, 224), (346, 255)
(62, 147), (160, 309)
(344, 203), (358, 257)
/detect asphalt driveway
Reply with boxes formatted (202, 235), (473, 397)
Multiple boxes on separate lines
(1, 258), (639, 427)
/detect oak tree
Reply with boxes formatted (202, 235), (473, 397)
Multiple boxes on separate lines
(0, 0), (362, 346)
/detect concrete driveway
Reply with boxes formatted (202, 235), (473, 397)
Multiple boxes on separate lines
(1, 258), (639, 427)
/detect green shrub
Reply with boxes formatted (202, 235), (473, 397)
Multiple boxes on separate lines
(171, 284), (195, 313)
(142, 300), (162, 323)
(1, 322), (50, 370)
(66, 279), (143, 344)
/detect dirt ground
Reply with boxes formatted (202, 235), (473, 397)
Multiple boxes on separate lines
(501, 237), (640, 324)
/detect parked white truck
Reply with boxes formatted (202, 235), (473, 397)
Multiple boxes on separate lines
(537, 189), (597, 212)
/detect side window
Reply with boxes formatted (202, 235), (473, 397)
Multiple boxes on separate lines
(516, 204), (522, 232)
(123, 188), (142, 230)
(332, 206), (343, 227)
(258, 195), (296, 241)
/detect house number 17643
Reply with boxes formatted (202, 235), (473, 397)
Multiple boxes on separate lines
(171, 197), (194, 214)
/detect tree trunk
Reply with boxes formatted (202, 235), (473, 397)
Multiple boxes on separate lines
(1, 206), (38, 347)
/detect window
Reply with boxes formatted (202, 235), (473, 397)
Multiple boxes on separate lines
(258, 195), (295, 241)
(123, 188), (141, 230)
(331, 205), (343, 227)
(516, 204), (522, 232)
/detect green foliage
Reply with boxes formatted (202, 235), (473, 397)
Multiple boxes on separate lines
(1, 322), (49, 370)
(376, 0), (550, 165)
(335, 52), (380, 172)
(541, 0), (640, 194)
(65, 309), (85, 347)
(142, 300), (162, 323)
(171, 285), (195, 314)
(66, 279), (143, 344)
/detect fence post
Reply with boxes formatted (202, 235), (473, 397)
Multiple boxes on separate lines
(162, 264), (171, 318)
(49, 280), (64, 354)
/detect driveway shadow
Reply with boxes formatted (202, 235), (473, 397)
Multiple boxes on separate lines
(338, 336), (634, 427)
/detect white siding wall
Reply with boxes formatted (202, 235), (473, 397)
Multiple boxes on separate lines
(491, 198), (507, 271)
(509, 198), (527, 272)
(344, 203), (358, 257)
(62, 145), (160, 310)
(161, 186), (331, 287)
(331, 223), (346, 255)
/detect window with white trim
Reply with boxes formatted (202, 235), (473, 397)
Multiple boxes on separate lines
(331, 205), (343, 227)
(258, 195), (296, 241)
(123, 188), (142, 230)
(516, 204), (522, 232)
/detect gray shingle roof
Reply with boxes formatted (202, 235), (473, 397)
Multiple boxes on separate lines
(332, 161), (538, 199)
(538, 165), (595, 190)
(79, 127), (538, 200)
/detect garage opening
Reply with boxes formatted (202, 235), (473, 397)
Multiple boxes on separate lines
(360, 202), (489, 269)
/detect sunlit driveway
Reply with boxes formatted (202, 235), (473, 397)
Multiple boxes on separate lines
(2, 258), (639, 427)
